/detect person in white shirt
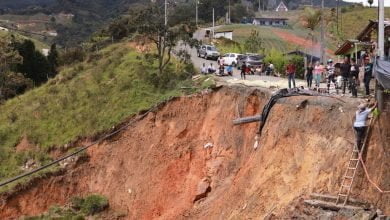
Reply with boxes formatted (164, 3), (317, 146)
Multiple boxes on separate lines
(353, 101), (377, 150)
(201, 63), (208, 75)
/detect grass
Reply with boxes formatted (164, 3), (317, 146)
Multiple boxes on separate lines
(23, 194), (109, 219)
(330, 7), (390, 42)
(0, 42), (202, 187)
(0, 30), (49, 51)
(217, 24), (294, 53)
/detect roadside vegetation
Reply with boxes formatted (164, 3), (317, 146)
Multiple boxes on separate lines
(22, 194), (110, 219)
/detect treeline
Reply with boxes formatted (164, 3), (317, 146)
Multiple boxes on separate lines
(0, 36), (60, 101)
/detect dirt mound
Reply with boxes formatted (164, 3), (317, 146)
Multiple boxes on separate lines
(0, 87), (389, 219)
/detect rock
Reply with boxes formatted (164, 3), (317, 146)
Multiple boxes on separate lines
(204, 143), (213, 149)
(193, 178), (211, 203)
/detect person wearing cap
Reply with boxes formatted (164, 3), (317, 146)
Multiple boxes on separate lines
(353, 101), (377, 150)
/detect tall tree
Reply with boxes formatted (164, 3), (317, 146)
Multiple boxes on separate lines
(300, 7), (322, 63)
(14, 40), (50, 85)
(133, 4), (196, 77)
(47, 43), (59, 78)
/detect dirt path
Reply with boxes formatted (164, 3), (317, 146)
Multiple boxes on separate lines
(272, 29), (334, 57)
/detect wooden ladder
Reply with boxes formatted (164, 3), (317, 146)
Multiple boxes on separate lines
(336, 117), (374, 206)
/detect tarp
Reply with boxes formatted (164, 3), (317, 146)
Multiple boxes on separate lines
(375, 60), (390, 89)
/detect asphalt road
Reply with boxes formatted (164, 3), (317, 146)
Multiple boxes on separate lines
(182, 28), (307, 89)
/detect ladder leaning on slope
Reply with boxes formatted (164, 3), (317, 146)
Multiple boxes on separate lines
(335, 117), (375, 206)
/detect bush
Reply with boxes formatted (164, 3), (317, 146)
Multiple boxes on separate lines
(264, 48), (287, 75)
(71, 194), (109, 215)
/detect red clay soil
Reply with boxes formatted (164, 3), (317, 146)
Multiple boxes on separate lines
(272, 29), (335, 56)
(0, 87), (389, 219)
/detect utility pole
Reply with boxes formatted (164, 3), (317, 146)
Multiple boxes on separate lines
(336, 0), (339, 34)
(378, 0), (385, 60)
(164, 0), (168, 26)
(228, 0), (231, 24)
(196, 0), (198, 26)
(320, 0), (325, 63)
(258, 0), (261, 12)
(212, 7), (215, 39)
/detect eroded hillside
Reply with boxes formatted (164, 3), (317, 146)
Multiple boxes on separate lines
(0, 86), (389, 219)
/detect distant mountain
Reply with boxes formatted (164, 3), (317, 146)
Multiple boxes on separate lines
(0, 0), (56, 9)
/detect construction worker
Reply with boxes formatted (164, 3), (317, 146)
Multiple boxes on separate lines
(353, 101), (377, 150)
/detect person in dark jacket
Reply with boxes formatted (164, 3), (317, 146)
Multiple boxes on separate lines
(363, 57), (373, 96)
(339, 57), (351, 94)
(306, 62), (314, 89)
(240, 62), (247, 80)
(350, 58), (359, 97)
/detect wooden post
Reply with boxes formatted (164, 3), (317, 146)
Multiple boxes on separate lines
(233, 115), (262, 125)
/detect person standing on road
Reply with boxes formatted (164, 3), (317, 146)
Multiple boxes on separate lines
(313, 61), (323, 88)
(350, 58), (359, 97)
(241, 62), (247, 80)
(326, 59), (336, 92)
(286, 61), (296, 89)
(363, 57), (373, 96)
(306, 62), (314, 89)
(353, 101), (377, 150)
(340, 57), (351, 94)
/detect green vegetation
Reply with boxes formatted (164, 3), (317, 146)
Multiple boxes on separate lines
(23, 194), (109, 219)
(0, 42), (198, 186)
(336, 7), (390, 41)
(217, 25), (294, 53)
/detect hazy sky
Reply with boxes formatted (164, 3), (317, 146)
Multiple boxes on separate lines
(343, 0), (390, 7)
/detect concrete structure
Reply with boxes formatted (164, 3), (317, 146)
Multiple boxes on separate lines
(275, 1), (288, 12)
(0, 26), (9, 32)
(214, 30), (233, 40)
(252, 17), (288, 26)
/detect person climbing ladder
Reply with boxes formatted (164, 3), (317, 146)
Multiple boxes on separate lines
(353, 101), (377, 150)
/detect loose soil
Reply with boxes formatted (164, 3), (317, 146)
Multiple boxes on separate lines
(272, 29), (335, 56)
(0, 86), (389, 219)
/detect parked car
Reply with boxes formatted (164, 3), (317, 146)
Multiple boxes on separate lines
(222, 53), (242, 66)
(237, 54), (263, 70)
(197, 45), (220, 60)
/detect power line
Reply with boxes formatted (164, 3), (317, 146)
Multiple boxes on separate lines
(0, 97), (176, 188)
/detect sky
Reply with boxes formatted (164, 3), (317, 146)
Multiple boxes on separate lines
(343, 0), (390, 7)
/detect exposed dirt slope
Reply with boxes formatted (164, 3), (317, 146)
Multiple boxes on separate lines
(0, 86), (389, 219)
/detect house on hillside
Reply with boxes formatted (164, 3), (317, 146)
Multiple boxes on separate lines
(252, 17), (288, 26)
(214, 30), (233, 40)
(285, 50), (320, 62)
(335, 20), (390, 62)
(275, 1), (288, 12)
(0, 26), (9, 32)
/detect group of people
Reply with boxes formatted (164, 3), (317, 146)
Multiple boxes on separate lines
(303, 57), (373, 97)
(200, 56), (233, 76)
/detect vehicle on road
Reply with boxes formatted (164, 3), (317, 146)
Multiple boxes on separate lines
(237, 54), (263, 70)
(222, 53), (242, 66)
(197, 45), (220, 60)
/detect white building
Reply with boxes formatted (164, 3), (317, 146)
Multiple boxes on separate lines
(275, 1), (288, 12)
(0, 26), (9, 32)
(214, 31), (233, 40)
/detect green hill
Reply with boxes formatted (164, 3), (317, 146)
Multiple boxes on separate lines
(0, 42), (199, 191)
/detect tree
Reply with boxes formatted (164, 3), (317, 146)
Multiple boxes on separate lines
(244, 30), (264, 54)
(367, 0), (373, 8)
(47, 43), (59, 78)
(133, 4), (196, 78)
(300, 7), (322, 63)
(13, 40), (50, 85)
(0, 36), (22, 73)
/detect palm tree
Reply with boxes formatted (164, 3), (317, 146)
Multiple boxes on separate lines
(300, 7), (322, 64)
(368, 0), (373, 8)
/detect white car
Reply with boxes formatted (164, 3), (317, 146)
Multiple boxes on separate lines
(222, 53), (242, 66)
